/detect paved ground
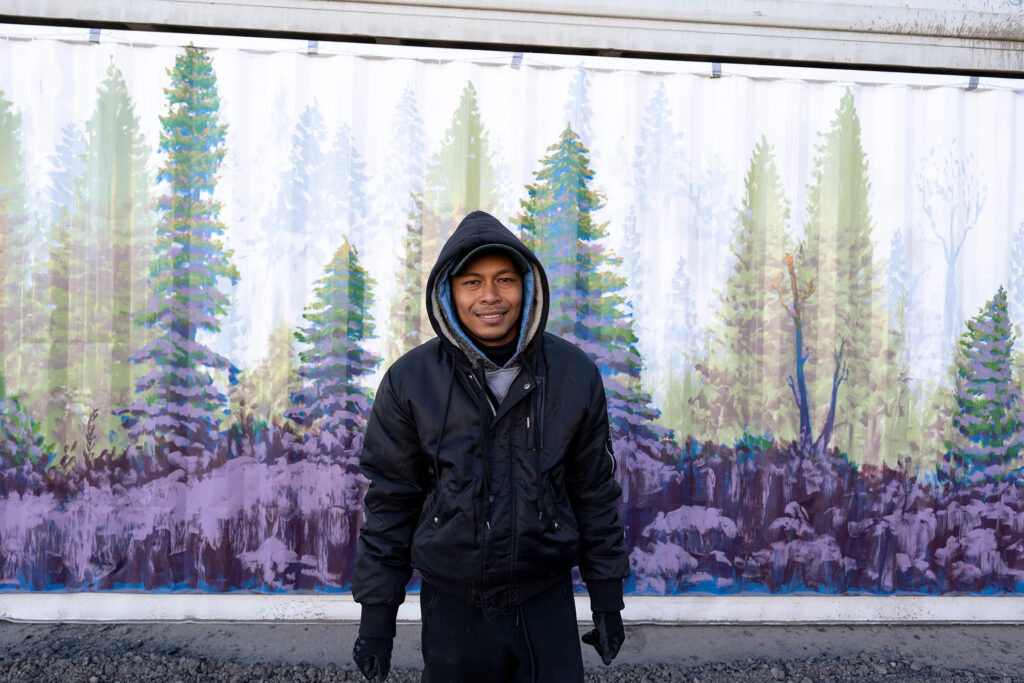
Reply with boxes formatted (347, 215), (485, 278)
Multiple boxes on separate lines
(0, 621), (1020, 681)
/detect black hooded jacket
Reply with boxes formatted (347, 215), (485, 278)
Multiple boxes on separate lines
(353, 211), (628, 637)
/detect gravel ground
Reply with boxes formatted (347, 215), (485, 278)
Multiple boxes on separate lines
(0, 651), (1016, 682)
(0, 622), (1019, 682)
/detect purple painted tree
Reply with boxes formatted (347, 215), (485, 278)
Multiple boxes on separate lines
(117, 46), (239, 471)
(944, 286), (1024, 481)
(287, 238), (380, 460)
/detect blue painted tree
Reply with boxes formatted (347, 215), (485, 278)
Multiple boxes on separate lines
(384, 84), (429, 365)
(944, 286), (1024, 480)
(118, 46), (239, 469)
(1010, 221), (1024, 333)
(330, 122), (369, 253)
(562, 67), (594, 148)
(287, 238), (380, 459)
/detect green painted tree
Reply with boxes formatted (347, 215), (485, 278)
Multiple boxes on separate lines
(229, 318), (302, 428)
(287, 239), (380, 458)
(944, 287), (1024, 479)
(657, 256), (703, 441)
(799, 89), (901, 464)
(0, 91), (47, 470)
(0, 91), (39, 400)
(41, 124), (88, 450)
(73, 62), (155, 444)
(118, 46), (238, 467)
(419, 81), (500, 332)
(518, 125), (671, 453)
(699, 135), (793, 443)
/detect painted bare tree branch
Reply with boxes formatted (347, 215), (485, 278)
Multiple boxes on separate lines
(771, 252), (848, 456)
(916, 142), (986, 351)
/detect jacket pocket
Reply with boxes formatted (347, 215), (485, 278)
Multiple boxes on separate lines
(538, 459), (579, 538)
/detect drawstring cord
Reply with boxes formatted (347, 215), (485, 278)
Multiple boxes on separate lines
(478, 364), (493, 531)
(432, 361), (457, 505)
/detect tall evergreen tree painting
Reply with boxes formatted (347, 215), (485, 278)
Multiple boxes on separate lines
(41, 124), (88, 449)
(658, 256), (701, 441)
(800, 89), (900, 464)
(0, 91), (46, 469)
(422, 82), (499, 270)
(518, 125), (672, 456)
(562, 67), (594, 148)
(700, 135), (793, 442)
(383, 85), (429, 366)
(229, 318), (302, 428)
(944, 287), (1024, 479)
(76, 62), (155, 444)
(118, 46), (238, 468)
(0, 91), (37, 398)
(287, 239), (380, 458)
(330, 122), (369, 254)
(627, 82), (691, 401)
(1009, 222), (1024, 334)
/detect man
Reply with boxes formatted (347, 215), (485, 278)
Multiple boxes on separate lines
(352, 211), (628, 682)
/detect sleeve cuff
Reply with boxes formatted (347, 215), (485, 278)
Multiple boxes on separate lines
(586, 578), (624, 613)
(359, 603), (400, 638)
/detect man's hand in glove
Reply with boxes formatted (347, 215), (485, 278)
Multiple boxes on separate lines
(581, 610), (624, 665)
(353, 635), (393, 681)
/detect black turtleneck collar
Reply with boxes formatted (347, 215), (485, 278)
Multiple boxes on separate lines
(481, 334), (519, 368)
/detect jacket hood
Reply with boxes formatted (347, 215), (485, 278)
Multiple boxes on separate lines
(426, 211), (549, 369)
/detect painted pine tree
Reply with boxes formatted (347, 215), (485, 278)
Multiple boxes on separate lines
(118, 46), (238, 467)
(658, 256), (702, 441)
(944, 287), (1024, 479)
(800, 88), (900, 464)
(518, 125), (672, 453)
(42, 124), (88, 449)
(700, 135), (793, 442)
(229, 318), (302, 427)
(0, 375), (47, 470)
(0, 91), (46, 471)
(76, 62), (155, 443)
(330, 122), (369, 253)
(287, 239), (380, 458)
(1010, 221), (1024, 336)
(563, 67), (594, 148)
(383, 84), (428, 366)
(627, 83), (695, 409)
(0, 91), (38, 399)
(421, 82), (499, 291)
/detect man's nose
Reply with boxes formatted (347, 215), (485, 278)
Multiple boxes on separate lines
(480, 281), (501, 301)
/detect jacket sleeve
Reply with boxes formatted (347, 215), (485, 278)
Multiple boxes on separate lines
(352, 368), (428, 636)
(566, 362), (629, 612)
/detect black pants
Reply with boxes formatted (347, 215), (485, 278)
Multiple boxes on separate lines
(420, 576), (584, 683)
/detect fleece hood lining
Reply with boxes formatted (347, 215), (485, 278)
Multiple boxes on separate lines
(433, 259), (544, 371)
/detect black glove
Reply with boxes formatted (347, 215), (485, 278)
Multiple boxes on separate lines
(353, 635), (393, 681)
(581, 610), (624, 665)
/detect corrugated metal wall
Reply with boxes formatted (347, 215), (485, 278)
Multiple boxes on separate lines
(4, 0), (1023, 72)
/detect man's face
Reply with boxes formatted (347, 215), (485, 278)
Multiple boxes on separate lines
(451, 252), (524, 347)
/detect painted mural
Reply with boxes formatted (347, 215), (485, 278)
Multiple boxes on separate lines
(1, 24), (1024, 596)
